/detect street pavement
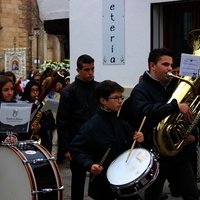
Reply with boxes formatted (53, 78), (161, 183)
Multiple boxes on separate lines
(58, 159), (200, 200)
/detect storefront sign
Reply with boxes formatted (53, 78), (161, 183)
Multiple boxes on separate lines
(102, 0), (125, 65)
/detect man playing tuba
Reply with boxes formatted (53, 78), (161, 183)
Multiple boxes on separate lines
(122, 48), (199, 200)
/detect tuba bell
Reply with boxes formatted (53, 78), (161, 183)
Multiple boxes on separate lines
(153, 30), (200, 156)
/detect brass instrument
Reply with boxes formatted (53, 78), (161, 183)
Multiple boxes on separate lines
(187, 29), (200, 56)
(31, 71), (64, 115)
(30, 71), (64, 143)
(30, 106), (53, 144)
(153, 30), (200, 156)
(30, 109), (43, 144)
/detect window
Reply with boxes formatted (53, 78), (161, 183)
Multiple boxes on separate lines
(151, 0), (200, 57)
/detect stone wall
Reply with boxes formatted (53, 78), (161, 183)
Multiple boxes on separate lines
(0, 0), (64, 80)
(0, 0), (28, 71)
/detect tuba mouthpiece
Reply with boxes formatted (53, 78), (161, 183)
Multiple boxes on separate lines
(167, 72), (174, 77)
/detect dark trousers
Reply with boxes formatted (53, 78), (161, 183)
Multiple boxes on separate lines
(168, 145), (199, 194)
(144, 160), (199, 200)
(189, 145), (198, 181)
(70, 161), (87, 200)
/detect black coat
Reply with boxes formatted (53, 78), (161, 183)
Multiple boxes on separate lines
(129, 71), (194, 162)
(0, 132), (8, 142)
(19, 110), (55, 150)
(69, 106), (135, 199)
(56, 76), (99, 152)
(130, 71), (179, 132)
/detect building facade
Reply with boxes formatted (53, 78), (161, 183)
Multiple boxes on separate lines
(0, 0), (199, 89)
(0, 0), (68, 80)
(69, 0), (200, 95)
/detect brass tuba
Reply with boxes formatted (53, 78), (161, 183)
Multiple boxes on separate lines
(153, 30), (200, 156)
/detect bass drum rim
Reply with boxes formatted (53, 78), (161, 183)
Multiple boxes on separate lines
(34, 143), (64, 199)
(0, 142), (64, 200)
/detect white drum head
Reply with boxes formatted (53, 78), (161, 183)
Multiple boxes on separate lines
(107, 148), (151, 185)
(0, 146), (33, 200)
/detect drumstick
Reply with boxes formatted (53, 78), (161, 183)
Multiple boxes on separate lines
(90, 147), (111, 182)
(126, 116), (146, 163)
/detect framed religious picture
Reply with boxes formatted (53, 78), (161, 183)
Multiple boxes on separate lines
(12, 60), (19, 70)
(4, 48), (27, 81)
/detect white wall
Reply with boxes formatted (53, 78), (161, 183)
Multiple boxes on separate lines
(37, 0), (69, 21)
(38, 0), (181, 94)
(70, 0), (150, 89)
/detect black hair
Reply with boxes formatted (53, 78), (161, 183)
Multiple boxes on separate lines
(173, 57), (180, 69)
(95, 80), (124, 105)
(77, 54), (94, 69)
(148, 48), (174, 69)
(21, 80), (41, 102)
(4, 71), (16, 83)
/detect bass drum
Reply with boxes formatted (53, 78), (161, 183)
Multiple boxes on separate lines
(107, 148), (159, 197)
(0, 141), (64, 200)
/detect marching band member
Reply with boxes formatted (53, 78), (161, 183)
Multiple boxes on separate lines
(69, 80), (144, 200)
(126, 48), (199, 200)
(0, 75), (18, 142)
(21, 80), (55, 151)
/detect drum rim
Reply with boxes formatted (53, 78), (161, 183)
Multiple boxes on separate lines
(107, 148), (154, 186)
(107, 148), (160, 197)
(34, 143), (64, 198)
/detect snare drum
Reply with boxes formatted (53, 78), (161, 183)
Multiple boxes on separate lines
(0, 141), (64, 200)
(106, 148), (159, 197)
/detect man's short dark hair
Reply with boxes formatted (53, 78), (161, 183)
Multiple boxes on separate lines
(77, 54), (95, 69)
(95, 80), (124, 105)
(148, 48), (174, 67)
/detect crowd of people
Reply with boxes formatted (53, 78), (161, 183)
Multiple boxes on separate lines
(0, 50), (199, 200)
(0, 67), (70, 161)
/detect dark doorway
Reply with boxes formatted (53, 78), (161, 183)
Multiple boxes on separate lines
(151, 0), (200, 57)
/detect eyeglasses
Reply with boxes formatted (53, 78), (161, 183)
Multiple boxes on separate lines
(31, 89), (39, 92)
(34, 79), (41, 81)
(107, 96), (125, 101)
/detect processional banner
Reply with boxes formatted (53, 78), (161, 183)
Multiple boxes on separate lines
(4, 48), (27, 81)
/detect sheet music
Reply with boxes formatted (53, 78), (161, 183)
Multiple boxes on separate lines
(42, 99), (59, 113)
(180, 53), (200, 77)
(0, 102), (32, 133)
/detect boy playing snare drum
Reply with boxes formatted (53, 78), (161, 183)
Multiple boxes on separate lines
(69, 80), (144, 200)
